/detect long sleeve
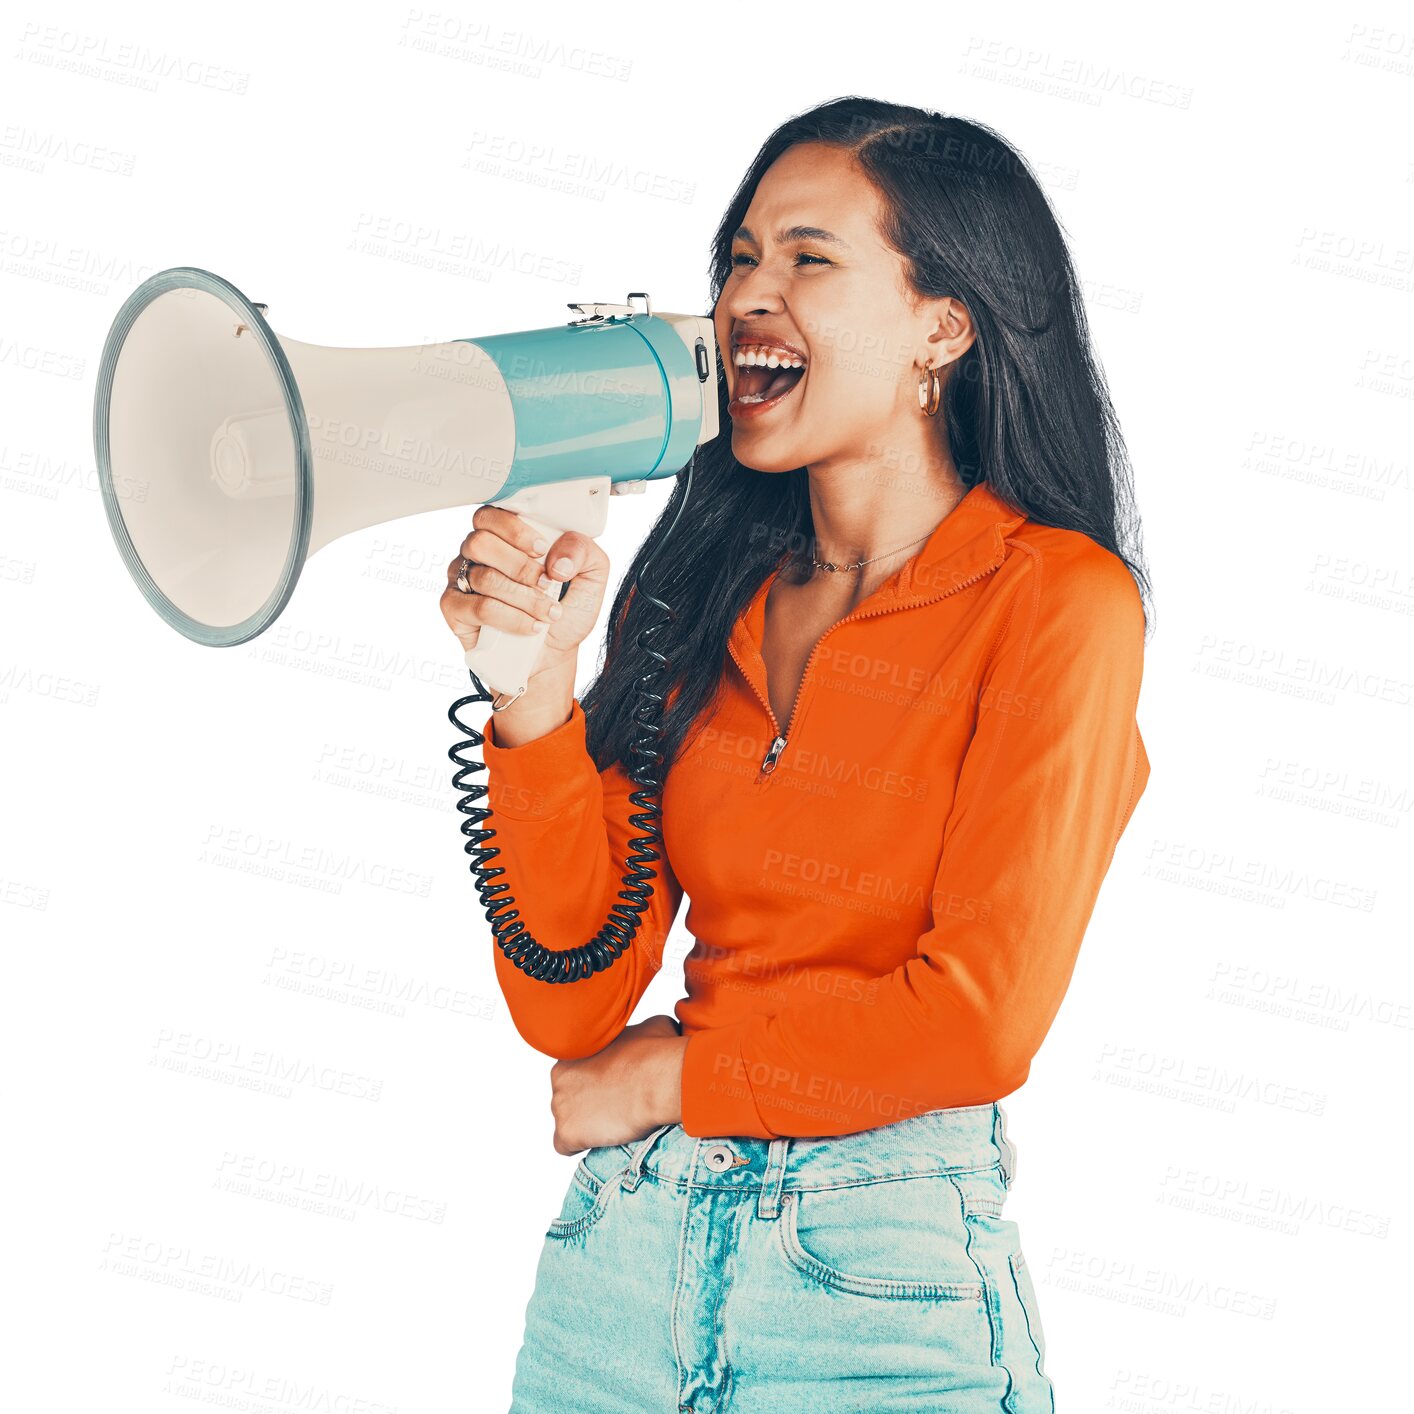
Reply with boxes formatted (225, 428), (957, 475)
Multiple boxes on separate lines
(479, 698), (685, 1059)
(679, 545), (1151, 1140)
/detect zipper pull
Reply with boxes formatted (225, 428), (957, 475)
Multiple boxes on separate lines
(758, 733), (787, 779)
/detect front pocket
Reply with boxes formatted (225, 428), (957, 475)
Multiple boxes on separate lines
(545, 1150), (621, 1240)
(776, 1180), (985, 1302)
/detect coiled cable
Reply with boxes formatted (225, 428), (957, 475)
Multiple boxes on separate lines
(446, 459), (693, 983)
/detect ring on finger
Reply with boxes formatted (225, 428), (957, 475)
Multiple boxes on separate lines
(455, 557), (475, 595)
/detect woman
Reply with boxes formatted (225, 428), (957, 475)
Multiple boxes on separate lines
(441, 96), (1152, 1413)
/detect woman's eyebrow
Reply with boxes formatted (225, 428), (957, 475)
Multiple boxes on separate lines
(733, 224), (851, 249)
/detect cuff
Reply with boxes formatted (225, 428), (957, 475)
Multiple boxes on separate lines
(680, 1023), (773, 1140)
(481, 697), (600, 821)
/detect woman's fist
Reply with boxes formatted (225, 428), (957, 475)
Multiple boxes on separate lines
(439, 503), (610, 681)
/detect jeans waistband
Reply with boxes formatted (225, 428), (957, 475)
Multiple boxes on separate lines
(619, 1102), (1016, 1217)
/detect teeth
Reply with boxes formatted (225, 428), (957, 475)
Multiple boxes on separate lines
(734, 346), (805, 370)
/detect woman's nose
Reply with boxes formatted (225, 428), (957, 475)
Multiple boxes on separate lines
(724, 270), (785, 317)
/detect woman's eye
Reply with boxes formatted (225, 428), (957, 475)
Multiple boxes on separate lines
(730, 252), (830, 267)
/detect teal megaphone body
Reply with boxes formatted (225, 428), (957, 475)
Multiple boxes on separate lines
(92, 266), (721, 706)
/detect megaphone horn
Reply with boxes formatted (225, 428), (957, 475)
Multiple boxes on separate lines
(93, 266), (720, 705)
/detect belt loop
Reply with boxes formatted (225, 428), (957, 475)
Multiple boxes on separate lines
(993, 1102), (1017, 1190)
(621, 1122), (674, 1192)
(755, 1137), (790, 1219)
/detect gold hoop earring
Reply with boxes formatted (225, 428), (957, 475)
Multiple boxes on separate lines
(917, 361), (944, 417)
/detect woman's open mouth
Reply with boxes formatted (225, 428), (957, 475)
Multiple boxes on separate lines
(728, 349), (807, 421)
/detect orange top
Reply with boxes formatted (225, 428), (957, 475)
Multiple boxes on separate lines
(480, 480), (1151, 1140)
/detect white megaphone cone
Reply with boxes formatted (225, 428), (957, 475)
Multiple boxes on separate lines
(93, 267), (720, 706)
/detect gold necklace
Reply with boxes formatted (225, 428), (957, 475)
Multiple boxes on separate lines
(808, 526), (937, 574)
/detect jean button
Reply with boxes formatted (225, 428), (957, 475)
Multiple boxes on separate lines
(703, 1143), (736, 1172)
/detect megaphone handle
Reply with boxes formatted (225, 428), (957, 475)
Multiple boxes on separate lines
(461, 478), (611, 709)
(462, 507), (558, 710)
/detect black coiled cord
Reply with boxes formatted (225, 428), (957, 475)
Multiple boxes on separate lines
(446, 461), (692, 984)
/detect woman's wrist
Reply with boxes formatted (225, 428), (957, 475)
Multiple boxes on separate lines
(489, 658), (578, 748)
(642, 1035), (688, 1129)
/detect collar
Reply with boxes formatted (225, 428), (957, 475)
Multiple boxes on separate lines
(732, 479), (1029, 656)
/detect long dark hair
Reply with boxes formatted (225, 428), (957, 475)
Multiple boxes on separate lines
(579, 95), (1153, 777)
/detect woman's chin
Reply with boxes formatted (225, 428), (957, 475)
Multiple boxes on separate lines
(730, 439), (803, 474)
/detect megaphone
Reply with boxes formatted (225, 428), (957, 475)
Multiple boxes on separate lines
(92, 266), (720, 707)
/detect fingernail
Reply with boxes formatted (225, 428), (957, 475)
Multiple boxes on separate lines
(547, 603), (563, 619)
(536, 574), (554, 592)
(531, 537), (549, 554)
(551, 556), (574, 578)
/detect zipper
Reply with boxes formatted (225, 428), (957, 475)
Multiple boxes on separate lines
(726, 555), (1006, 785)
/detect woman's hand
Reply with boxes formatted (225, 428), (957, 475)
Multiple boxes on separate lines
(549, 1014), (687, 1155)
(439, 502), (611, 682)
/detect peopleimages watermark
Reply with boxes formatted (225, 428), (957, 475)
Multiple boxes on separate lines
(707, 1052), (938, 1123)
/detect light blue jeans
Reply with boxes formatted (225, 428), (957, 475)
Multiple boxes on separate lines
(508, 1102), (1055, 1412)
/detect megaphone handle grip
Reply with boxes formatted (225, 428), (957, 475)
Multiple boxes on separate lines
(461, 507), (562, 709)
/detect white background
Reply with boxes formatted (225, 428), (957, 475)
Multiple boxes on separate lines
(4, 1), (1411, 1409)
